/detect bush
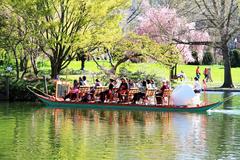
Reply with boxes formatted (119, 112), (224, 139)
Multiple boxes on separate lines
(231, 49), (240, 67)
(9, 80), (36, 101)
(8, 79), (55, 101)
(202, 51), (214, 65)
(118, 67), (164, 86)
(187, 51), (200, 65)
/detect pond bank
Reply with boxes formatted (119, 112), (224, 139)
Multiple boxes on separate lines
(206, 87), (240, 92)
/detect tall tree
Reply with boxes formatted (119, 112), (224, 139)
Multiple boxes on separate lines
(136, 4), (210, 63)
(33, 0), (129, 78)
(91, 33), (180, 76)
(0, 2), (27, 80)
(191, 0), (239, 88)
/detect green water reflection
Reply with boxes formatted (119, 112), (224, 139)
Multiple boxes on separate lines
(0, 92), (240, 160)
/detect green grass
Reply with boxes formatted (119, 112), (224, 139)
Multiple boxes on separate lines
(177, 65), (240, 88)
(37, 60), (240, 88)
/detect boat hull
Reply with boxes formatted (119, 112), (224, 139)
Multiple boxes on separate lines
(27, 85), (223, 112)
(38, 95), (222, 113)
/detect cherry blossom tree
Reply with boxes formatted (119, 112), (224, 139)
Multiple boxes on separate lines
(136, 3), (210, 63)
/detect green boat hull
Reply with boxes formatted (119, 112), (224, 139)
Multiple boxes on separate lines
(27, 85), (223, 113)
(38, 96), (222, 113)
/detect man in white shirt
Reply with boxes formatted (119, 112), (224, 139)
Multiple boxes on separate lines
(193, 77), (202, 93)
(82, 76), (88, 86)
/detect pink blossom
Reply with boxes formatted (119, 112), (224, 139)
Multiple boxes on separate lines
(136, 3), (210, 63)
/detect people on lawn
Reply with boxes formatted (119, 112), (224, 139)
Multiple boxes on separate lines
(177, 70), (187, 81)
(196, 66), (201, 79)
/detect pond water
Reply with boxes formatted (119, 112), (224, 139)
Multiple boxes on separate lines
(0, 92), (240, 160)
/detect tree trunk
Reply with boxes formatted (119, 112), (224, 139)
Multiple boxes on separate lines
(20, 54), (28, 79)
(5, 76), (9, 100)
(50, 60), (61, 79)
(221, 44), (234, 88)
(13, 49), (19, 81)
(30, 54), (39, 77)
(51, 66), (60, 79)
(20, 55), (24, 71)
(81, 59), (85, 70)
(108, 67), (116, 75)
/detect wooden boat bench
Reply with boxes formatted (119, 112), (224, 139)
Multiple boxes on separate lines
(162, 89), (172, 105)
(93, 86), (108, 101)
(127, 88), (139, 101)
(144, 89), (156, 105)
(79, 86), (91, 98)
(94, 86), (108, 96)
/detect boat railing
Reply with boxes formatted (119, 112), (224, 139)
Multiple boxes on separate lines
(145, 89), (156, 97)
(127, 88), (139, 101)
(94, 86), (108, 96)
(27, 85), (51, 98)
(79, 86), (91, 94)
(55, 81), (70, 99)
(145, 89), (156, 104)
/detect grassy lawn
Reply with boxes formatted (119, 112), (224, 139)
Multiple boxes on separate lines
(38, 60), (240, 88)
(178, 65), (240, 88)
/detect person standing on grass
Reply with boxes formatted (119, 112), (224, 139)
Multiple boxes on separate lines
(196, 66), (201, 79)
(207, 68), (213, 82)
(203, 68), (209, 80)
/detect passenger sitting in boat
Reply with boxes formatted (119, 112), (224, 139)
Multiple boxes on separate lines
(156, 80), (170, 97)
(64, 80), (79, 100)
(150, 79), (156, 89)
(117, 77), (129, 102)
(90, 78), (102, 91)
(128, 79), (136, 89)
(82, 76), (88, 86)
(79, 77), (83, 86)
(146, 79), (153, 89)
(132, 80), (147, 104)
(89, 79), (102, 100)
(95, 79), (102, 87)
(100, 78), (116, 103)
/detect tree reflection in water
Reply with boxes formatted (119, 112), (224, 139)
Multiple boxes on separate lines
(222, 91), (233, 109)
(1, 100), (240, 159)
(47, 108), (211, 159)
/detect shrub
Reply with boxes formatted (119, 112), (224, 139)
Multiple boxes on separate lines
(202, 51), (214, 65)
(231, 49), (240, 67)
(118, 67), (164, 86)
(188, 51), (200, 65)
(8, 79), (55, 101)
